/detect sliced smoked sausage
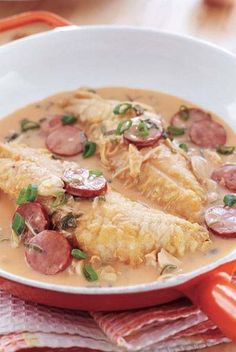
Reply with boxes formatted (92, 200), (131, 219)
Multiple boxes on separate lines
(211, 164), (236, 192)
(63, 168), (108, 198)
(189, 120), (227, 148)
(205, 205), (236, 238)
(15, 202), (49, 242)
(25, 230), (72, 275)
(46, 126), (86, 157)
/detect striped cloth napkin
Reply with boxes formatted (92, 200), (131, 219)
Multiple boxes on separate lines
(0, 283), (232, 352)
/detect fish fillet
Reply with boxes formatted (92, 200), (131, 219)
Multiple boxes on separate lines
(65, 90), (207, 222)
(0, 143), (210, 264)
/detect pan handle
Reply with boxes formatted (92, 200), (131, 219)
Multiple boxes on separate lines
(0, 11), (71, 33)
(182, 270), (236, 341)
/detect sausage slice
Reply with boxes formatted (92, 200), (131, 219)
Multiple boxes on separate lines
(123, 118), (162, 148)
(189, 120), (227, 148)
(63, 168), (107, 198)
(205, 205), (236, 238)
(15, 202), (49, 243)
(46, 125), (87, 157)
(171, 108), (211, 129)
(211, 164), (236, 192)
(25, 230), (72, 275)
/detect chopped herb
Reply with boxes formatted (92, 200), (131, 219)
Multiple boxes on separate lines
(71, 248), (87, 260)
(137, 120), (149, 138)
(217, 145), (235, 155)
(179, 105), (189, 121)
(61, 114), (77, 125)
(25, 243), (43, 253)
(17, 184), (38, 205)
(223, 194), (236, 207)
(113, 103), (132, 115)
(167, 125), (185, 137)
(116, 119), (132, 135)
(20, 119), (40, 132)
(160, 264), (177, 275)
(179, 143), (188, 152)
(5, 132), (19, 142)
(83, 141), (96, 158)
(12, 212), (25, 236)
(89, 170), (103, 177)
(51, 192), (67, 208)
(60, 213), (77, 230)
(83, 264), (98, 281)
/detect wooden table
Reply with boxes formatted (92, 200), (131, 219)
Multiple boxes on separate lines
(0, 1), (235, 351)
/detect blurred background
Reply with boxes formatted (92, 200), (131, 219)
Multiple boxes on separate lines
(0, 0), (235, 53)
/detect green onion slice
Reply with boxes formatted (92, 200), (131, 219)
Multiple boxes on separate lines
(179, 143), (188, 152)
(83, 264), (98, 281)
(12, 212), (25, 236)
(83, 141), (96, 158)
(223, 194), (236, 207)
(137, 120), (149, 138)
(217, 145), (235, 155)
(178, 105), (189, 121)
(89, 170), (103, 177)
(113, 103), (132, 115)
(17, 184), (38, 205)
(20, 119), (40, 132)
(51, 192), (67, 208)
(71, 248), (87, 260)
(167, 125), (185, 136)
(116, 119), (132, 135)
(61, 115), (77, 125)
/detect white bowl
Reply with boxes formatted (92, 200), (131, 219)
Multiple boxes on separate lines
(0, 26), (236, 312)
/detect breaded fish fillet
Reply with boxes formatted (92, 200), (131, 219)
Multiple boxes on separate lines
(65, 90), (206, 222)
(0, 143), (210, 264)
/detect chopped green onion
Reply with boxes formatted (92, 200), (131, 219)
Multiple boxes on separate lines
(167, 125), (185, 136)
(60, 213), (77, 230)
(61, 115), (77, 125)
(83, 141), (97, 158)
(71, 248), (87, 260)
(217, 145), (235, 155)
(83, 264), (98, 281)
(113, 103), (132, 115)
(179, 105), (189, 121)
(89, 170), (103, 177)
(179, 143), (188, 152)
(223, 194), (236, 207)
(20, 119), (40, 132)
(51, 192), (67, 208)
(116, 119), (132, 135)
(17, 184), (38, 205)
(160, 264), (177, 275)
(137, 120), (149, 138)
(25, 243), (43, 253)
(12, 212), (25, 236)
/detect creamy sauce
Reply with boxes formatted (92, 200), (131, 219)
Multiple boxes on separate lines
(0, 87), (235, 287)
